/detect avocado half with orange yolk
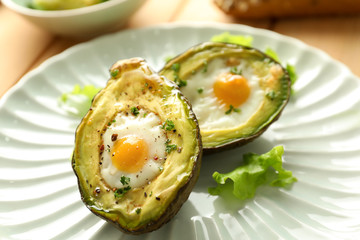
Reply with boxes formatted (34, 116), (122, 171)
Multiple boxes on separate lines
(160, 42), (290, 152)
(72, 58), (202, 234)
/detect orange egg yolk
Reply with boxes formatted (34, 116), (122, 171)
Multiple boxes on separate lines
(111, 135), (149, 173)
(213, 72), (251, 107)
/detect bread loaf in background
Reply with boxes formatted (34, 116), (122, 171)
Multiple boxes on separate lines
(214, 0), (360, 18)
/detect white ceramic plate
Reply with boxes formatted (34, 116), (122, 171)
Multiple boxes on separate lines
(1, 23), (360, 240)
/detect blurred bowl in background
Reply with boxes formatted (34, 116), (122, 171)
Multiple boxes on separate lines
(2, 0), (146, 37)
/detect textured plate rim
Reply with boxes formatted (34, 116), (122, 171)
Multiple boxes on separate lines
(0, 22), (357, 106)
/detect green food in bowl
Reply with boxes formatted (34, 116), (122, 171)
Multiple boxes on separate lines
(30, 0), (109, 10)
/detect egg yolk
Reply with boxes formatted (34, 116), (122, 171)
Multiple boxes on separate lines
(111, 135), (149, 173)
(213, 72), (250, 107)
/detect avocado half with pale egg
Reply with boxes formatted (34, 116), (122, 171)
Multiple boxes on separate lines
(160, 42), (291, 152)
(72, 58), (202, 234)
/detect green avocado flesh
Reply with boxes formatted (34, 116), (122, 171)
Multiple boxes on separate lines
(31, 0), (104, 10)
(160, 42), (290, 152)
(72, 58), (202, 234)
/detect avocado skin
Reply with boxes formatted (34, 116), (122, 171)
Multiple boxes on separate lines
(72, 58), (202, 234)
(160, 42), (291, 154)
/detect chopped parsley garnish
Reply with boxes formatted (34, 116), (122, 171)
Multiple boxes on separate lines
(197, 88), (204, 94)
(131, 107), (139, 116)
(143, 112), (148, 118)
(110, 69), (119, 77)
(120, 176), (130, 185)
(159, 166), (164, 172)
(178, 79), (187, 87)
(230, 66), (242, 75)
(173, 74), (187, 87)
(202, 60), (208, 73)
(161, 119), (175, 131)
(136, 208), (142, 214)
(171, 64), (186, 87)
(165, 139), (177, 153)
(171, 63), (180, 72)
(114, 186), (131, 198)
(225, 105), (241, 115)
(266, 90), (276, 100)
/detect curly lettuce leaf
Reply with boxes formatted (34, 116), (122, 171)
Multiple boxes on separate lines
(208, 146), (297, 200)
(210, 32), (253, 47)
(59, 84), (101, 117)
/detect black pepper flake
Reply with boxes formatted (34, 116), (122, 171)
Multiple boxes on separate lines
(90, 184), (93, 188)
(173, 129), (176, 133)
(178, 134), (182, 137)
(99, 162), (102, 165)
(111, 134), (118, 141)
(177, 147), (182, 153)
(106, 189), (110, 192)
(156, 197), (160, 201)
(144, 192), (147, 197)
(95, 187), (100, 194)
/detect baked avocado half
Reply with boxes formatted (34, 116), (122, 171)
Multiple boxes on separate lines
(160, 42), (290, 152)
(72, 58), (202, 234)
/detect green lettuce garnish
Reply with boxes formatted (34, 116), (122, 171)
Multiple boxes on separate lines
(208, 146), (297, 200)
(264, 47), (280, 62)
(59, 84), (101, 117)
(265, 47), (298, 94)
(210, 33), (298, 94)
(210, 32), (253, 47)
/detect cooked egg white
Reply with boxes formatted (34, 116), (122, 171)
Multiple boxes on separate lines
(182, 58), (264, 130)
(100, 110), (167, 189)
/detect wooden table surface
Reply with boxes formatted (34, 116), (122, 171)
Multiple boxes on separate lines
(1, 0), (360, 98)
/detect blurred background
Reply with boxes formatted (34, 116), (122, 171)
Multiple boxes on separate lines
(1, 0), (360, 96)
